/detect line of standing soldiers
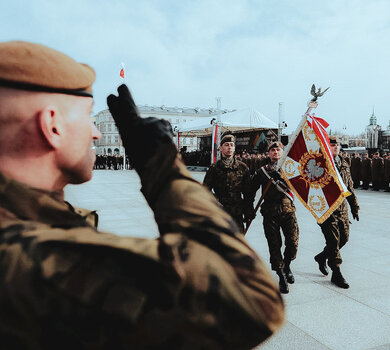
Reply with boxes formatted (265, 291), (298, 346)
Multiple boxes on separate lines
(346, 152), (390, 192)
(94, 154), (131, 170)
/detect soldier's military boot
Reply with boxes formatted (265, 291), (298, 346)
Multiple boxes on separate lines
(314, 253), (328, 276)
(283, 261), (295, 284)
(276, 269), (289, 294)
(331, 268), (350, 289)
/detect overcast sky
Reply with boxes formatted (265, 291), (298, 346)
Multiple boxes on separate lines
(1, 0), (390, 135)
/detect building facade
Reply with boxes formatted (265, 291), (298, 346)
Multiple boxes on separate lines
(93, 105), (231, 155)
(365, 110), (382, 149)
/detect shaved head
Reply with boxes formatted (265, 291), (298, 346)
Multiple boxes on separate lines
(0, 87), (74, 155)
(0, 87), (100, 190)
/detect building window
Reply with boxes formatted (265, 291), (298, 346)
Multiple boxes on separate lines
(107, 124), (112, 132)
(114, 135), (119, 143)
(107, 135), (111, 144)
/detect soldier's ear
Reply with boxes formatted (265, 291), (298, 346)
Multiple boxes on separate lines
(38, 106), (62, 149)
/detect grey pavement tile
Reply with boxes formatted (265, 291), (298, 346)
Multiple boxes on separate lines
(287, 296), (390, 350)
(256, 321), (331, 350)
(367, 344), (390, 350)
(351, 237), (390, 255)
(347, 287), (390, 317)
(341, 243), (386, 261)
(348, 254), (390, 278)
(305, 265), (390, 295)
(282, 274), (340, 307)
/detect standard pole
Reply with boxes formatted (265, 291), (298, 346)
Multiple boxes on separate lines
(276, 101), (318, 170)
(244, 178), (273, 234)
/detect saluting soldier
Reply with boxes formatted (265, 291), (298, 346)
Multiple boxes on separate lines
(350, 152), (362, 188)
(0, 41), (284, 349)
(251, 141), (299, 294)
(203, 134), (256, 233)
(361, 152), (372, 190)
(314, 136), (359, 289)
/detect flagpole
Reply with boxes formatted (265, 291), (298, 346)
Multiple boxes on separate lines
(276, 101), (318, 170)
(120, 62), (127, 170)
(244, 178), (273, 234)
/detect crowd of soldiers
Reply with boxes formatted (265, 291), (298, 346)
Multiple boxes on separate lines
(180, 148), (390, 192)
(180, 150), (211, 167)
(180, 149), (269, 170)
(94, 154), (131, 170)
(346, 151), (390, 192)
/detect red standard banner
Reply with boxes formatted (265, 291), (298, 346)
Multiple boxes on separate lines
(279, 115), (350, 224)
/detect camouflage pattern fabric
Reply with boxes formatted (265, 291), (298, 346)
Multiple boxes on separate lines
(203, 157), (253, 233)
(0, 143), (284, 350)
(251, 164), (299, 271)
(318, 155), (359, 269)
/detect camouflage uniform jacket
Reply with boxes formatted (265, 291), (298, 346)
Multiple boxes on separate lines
(0, 143), (284, 350)
(251, 163), (296, 216)
(333, 155), (359, 216)
(203, 157), (253, 218)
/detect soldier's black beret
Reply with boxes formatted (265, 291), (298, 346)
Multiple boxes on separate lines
(267, 141), (284, 151)
(220, 134), (235, 145)
(329, 136), (340, 144)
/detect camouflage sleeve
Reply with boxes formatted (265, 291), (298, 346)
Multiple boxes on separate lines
(202, 163), (215, 192)
(250, 171), (264, 199)
(242, 166), (254, 209)
(342, 161), (359, 213)
(9, 143), (284, 349)
(139, 143), (285, 347)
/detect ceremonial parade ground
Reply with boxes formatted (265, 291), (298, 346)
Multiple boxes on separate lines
(65, 170), (390, 350)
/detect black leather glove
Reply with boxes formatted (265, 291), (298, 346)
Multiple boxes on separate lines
(352, 210), (359, 221)
(107, 84), (174, 173)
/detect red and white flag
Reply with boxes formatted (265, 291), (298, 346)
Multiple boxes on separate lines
(211, 124), (219, 164)
(278, 115), (350, 224)
(120, 62), (125, 79)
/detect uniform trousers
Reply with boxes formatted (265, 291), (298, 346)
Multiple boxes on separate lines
(262, 211), (299, 271)
(318, 208), (349, 269)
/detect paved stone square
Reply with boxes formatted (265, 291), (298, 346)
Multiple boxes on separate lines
(65, 170), (390, 350)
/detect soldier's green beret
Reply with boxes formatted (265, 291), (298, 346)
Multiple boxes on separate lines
(0, 41), (95, 97)
(267, 141), (284, 151)
(220, 134), (235, 145)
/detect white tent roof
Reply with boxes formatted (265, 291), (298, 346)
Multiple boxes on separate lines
(177, 108), (277, 132)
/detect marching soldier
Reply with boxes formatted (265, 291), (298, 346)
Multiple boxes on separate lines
(314, 136), (359, 289)
(361, 152), (372, 190)
(203, 134), (256, 233)
(0, 41), (284, 349)
(251, 141), (299, 294)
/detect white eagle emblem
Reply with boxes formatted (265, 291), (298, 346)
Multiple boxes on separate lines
(305, 159), (324, 180)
